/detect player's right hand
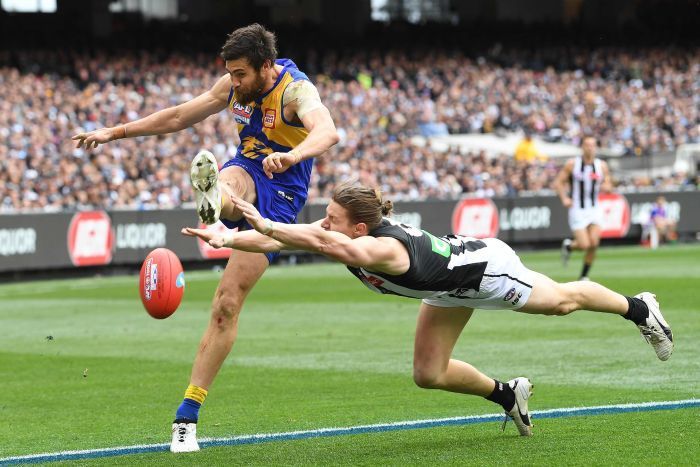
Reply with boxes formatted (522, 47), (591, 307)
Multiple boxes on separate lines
(562, 197), (573, 208)
(181, 227), (228, 248)
(71, 127), (118, 150)
(230, 195), (268, 233)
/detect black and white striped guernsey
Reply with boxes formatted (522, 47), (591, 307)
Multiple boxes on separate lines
(569, 157), (603, 209)
(346, 218), (491, 299)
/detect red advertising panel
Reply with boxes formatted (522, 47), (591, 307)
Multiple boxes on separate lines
(598, 193), (631, 238)
(451, 198), (499, 238)
(67, 211), (114, 266)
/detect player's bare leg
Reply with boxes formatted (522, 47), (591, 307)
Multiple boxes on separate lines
(570, 228), (591, 252)
(218, 166), (256, 220)
(580, 224), (601, 280)
(519, 272), (673, 360)
(412, 303), (533, 436)
(173, 153), (266, 453)
(191, 251), (268, 388)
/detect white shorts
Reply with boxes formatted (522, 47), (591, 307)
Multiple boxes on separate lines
(422, 239), (536, 310)
(569, 207), (603, 231)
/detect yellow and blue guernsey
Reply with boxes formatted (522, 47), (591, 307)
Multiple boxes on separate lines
(221, 59), (313, 261)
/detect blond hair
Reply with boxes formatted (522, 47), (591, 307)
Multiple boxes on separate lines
(332, 182), (393, 231)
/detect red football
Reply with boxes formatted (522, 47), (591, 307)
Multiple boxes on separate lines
(139, 248), (185, 319)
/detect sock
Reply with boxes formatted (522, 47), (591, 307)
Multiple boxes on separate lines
(485, 380), (515, 411)
(566, 244), (572, 252)
(623, 296), (649, 326)
(174, 384), (208, 423)
(580, 262), (592, 278)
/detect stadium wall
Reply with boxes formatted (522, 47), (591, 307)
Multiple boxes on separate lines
(0, 191), (697, 273)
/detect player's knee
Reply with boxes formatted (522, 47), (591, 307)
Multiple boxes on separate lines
(220, 174), (246, 198)
(211, 291), (243, 324)
(550, 284), (579, 316)
(552, 302), (577, 315)
(551, 288), (579, 315)
(577, 239), (590, 250)
(412, 365), (442, 389)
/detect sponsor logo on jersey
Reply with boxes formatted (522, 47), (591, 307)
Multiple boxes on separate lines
(67, 211), (114, 266)
(451, 198), (499, 238)
(425, 231), (451, 258)
(504, 287), (516, 302)
(277, 190), (295, 202)
(231, 101), (254, 125)
(263, 108), (276, 128)
(365, 275), (385, 288)
(450, 287), (477, 298)
(598, 193), (631, 238)
(512, 291), (523, 306)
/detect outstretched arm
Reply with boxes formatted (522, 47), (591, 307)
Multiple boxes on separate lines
(225, 197), (400, 268)
(181, 227), (285, 253)
(72, 74), (232, 150)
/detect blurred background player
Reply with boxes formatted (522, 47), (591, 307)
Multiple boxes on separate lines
(72, 23), (339, 452)
(554, 135), (612, 280)
(183, 182), (674, 437)
(649, 195), (678, 247)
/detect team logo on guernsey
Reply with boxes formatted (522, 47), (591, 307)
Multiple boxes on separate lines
(263, 108), (276, 128)
(231, 101), (254, 125)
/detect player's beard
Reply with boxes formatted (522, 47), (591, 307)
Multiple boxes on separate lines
(236, 71), (266, 105)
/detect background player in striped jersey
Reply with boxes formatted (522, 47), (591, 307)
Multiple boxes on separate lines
(554, 135), (612, 280)
(72, 24), (339, 452)
(183, 182), (674, 438)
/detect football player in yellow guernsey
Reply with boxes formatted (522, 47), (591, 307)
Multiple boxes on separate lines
(72, 23), (339, 452)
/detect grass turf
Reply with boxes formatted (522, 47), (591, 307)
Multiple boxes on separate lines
(1, 244), (698, 465)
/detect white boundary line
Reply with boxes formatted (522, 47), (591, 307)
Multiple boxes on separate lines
(1, 398), (698, 465)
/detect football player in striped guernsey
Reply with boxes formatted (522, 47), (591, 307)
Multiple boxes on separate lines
(184, 182), (674, 438)
(554, 135), (612, 280)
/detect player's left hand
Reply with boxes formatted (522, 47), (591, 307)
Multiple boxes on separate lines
(181, 227), (229, 248)
(230, 195), (268, 233)
(262, 151), (301, 179)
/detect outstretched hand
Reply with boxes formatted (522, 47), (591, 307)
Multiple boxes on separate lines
(72, 127), (120, 150)
(181, 227), (228, 248)
(230, 195), (268, 233)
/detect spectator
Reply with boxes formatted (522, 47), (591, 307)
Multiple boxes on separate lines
(514, 132), (548, 164)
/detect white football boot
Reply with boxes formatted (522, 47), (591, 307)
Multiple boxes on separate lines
(170, 422), (200, 453)
(634, 292), (674, 361)
(502, 377), (534, 436)
(561, 238), (572, 266)
(190, 150), (222, 225)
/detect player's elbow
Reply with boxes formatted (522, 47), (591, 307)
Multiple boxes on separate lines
(328, 128), (340, 147)
(318, 242), (363, 267)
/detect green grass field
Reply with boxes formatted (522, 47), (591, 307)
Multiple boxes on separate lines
(1, 244), (699, 465)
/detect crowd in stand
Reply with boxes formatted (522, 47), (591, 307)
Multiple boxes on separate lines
(0, 47), (698, 212)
